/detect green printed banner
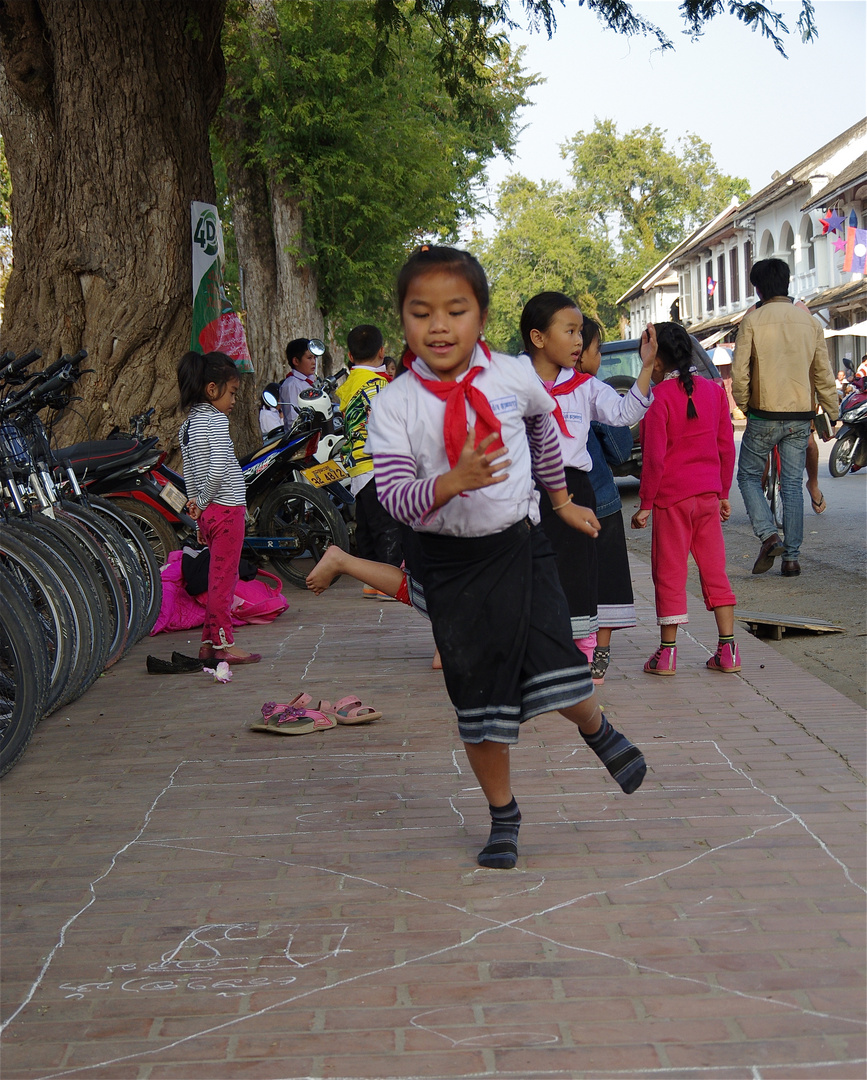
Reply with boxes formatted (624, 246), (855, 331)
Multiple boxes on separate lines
(190, 201), (253, 373)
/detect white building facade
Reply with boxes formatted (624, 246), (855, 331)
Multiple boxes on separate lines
(618, 119), (867, 368)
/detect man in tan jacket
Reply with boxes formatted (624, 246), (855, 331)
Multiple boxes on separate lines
(733, 258), (837, 577)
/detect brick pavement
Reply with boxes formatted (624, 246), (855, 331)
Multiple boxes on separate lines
(1, 555), (864, 1080)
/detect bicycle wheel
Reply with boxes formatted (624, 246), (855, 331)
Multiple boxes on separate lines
(59, 501), (143, 656)
(0, 528), (76, 717)
(763, 451), (784, 530)
(4, 518), (100, 708)
(256, 482), (350, 589)
(52, 508), (129, 667)
(85, 495), (163, 638)
(0, 566), (49, 776)
(107, 497), (180, 566)
(13, 515), (110, 689)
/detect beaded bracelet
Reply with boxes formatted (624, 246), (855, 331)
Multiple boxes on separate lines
(551, 494), (573, 512)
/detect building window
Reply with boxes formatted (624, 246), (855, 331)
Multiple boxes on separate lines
(681, 269), (692, 319)
(717, 254), (727, 308)
(800, 215), (816, 270)
(730, 247), (740, 303)
(706, 259), (714, 312)
(744, 240), (753, 294)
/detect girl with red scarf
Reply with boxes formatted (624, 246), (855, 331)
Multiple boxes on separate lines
(519, 293), (655, 668)
(367, 247), (646, 872)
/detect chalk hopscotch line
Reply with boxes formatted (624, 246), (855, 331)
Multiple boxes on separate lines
(4, 740), (865, 1080)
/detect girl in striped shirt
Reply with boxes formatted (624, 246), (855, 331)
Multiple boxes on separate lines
(366, 246), (646, 870)
(178, 350), (260, 665)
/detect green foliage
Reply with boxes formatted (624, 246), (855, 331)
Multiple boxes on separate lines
(563, 120), (749, 262)
(476, 176), (620, 352)
(370, 0), (818, 63)
(219, 0), (534, 339)
(479, 120), (750, 346)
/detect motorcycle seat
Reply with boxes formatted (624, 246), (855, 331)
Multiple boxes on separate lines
(53, 437), (157, 475)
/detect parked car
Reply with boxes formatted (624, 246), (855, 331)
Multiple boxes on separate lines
(598, 333), (722, 478)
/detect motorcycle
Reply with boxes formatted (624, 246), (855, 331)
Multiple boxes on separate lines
(829, 375), (867, 477)
(145, 386), (353, 588)
(12, 353), (351, 588)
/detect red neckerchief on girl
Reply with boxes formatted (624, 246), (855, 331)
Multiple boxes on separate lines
(543, 369), (592, 438)
(405, 341), (504, 468)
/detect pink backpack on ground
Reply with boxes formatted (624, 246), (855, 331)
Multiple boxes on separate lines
(150, 550), (289, 635)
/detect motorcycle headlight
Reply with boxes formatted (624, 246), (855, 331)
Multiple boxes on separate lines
(842, 400), (867, 423)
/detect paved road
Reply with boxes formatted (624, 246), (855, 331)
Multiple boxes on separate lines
(620, 431), (867, 709)
(1, 555), (864, 1079)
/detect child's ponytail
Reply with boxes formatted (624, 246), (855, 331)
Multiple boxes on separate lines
(654, 324), (698, 420)
(178, 350), (238, 411)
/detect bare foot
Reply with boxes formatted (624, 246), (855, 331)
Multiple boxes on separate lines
(306, 545), (346, 594)
(431, 647), (442, 670)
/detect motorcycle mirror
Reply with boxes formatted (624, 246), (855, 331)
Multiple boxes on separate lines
(308, 338), (326, 357)
(263, 390), (278, 408)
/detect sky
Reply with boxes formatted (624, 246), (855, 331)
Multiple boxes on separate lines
(471, 0), (867, 234)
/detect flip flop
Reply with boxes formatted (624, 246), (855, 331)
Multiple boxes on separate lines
(251, 693), (336, 735)
(317, 696), (382, 725)
(810, 493), (826, 514)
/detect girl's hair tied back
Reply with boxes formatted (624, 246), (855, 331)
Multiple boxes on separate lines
(396, 245), (489, 315)
(520, 291), (578, 354)
(178, 350), (239, 411)
(654, 323), (698, 420)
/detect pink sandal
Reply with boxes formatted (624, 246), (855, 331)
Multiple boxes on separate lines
(317, 696), (382, 725)
(251, 693), (336, 735)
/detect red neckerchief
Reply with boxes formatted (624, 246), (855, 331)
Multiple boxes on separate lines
(406, 342), (504, 468)
(545, 370), (592, 437)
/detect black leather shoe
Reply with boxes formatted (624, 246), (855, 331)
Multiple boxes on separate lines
(171, 652), (207, 671)
(147, 654), (206, 675)
(781, 560), (801, 577)
(752, 533), (784, 574)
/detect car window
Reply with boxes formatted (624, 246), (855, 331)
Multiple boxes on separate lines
(598, 342), (642, 381)
(599, 335), (721, 384)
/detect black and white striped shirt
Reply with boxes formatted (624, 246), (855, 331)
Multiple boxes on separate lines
(179, 403), (246, 510)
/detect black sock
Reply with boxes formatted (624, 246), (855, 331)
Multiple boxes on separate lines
(718, 635), (734, 646)
(582, 713), (646, 795)
(478, 797), (521, 869)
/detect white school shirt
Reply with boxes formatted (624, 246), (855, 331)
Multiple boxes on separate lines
(279, 370), (316, 428)
(543, 365), (652, 472)
(366, 345), (557, 537)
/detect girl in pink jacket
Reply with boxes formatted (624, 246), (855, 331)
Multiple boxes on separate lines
(631, 323), (739, 676)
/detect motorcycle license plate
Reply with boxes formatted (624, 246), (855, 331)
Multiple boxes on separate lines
(159, 482), (188, 512)
(302, 460), (348, 487)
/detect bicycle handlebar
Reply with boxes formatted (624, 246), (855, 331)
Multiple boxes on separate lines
(3, 349), (43, 378)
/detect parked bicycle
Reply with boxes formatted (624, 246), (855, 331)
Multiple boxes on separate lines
(0, 348), (161, 776)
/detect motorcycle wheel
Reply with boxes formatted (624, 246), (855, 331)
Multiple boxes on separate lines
(107, 497), (181, 567)
(829, 434), (857, 477)
(256, 482), (350, 589)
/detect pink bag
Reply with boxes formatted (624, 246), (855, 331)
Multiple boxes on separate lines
(151, 552), (288, 635)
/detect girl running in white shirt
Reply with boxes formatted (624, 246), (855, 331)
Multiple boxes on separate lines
(366, 247), (646, 871)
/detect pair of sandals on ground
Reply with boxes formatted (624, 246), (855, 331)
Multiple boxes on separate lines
(251, 692), (381, 735)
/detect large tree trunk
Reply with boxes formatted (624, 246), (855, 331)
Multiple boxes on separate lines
(0, 0), (229, 455)
(224, 147), (326, 384)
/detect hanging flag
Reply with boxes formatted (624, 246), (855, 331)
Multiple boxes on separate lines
(849, 210), (859, 228)
(707, 277), (717, 298)
(842, 227), (867, 274)
(190, 202), (253, 373)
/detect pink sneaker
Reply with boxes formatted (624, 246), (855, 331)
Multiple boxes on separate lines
(644, 644), (676, 676)
(707, 641), (741, 673)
